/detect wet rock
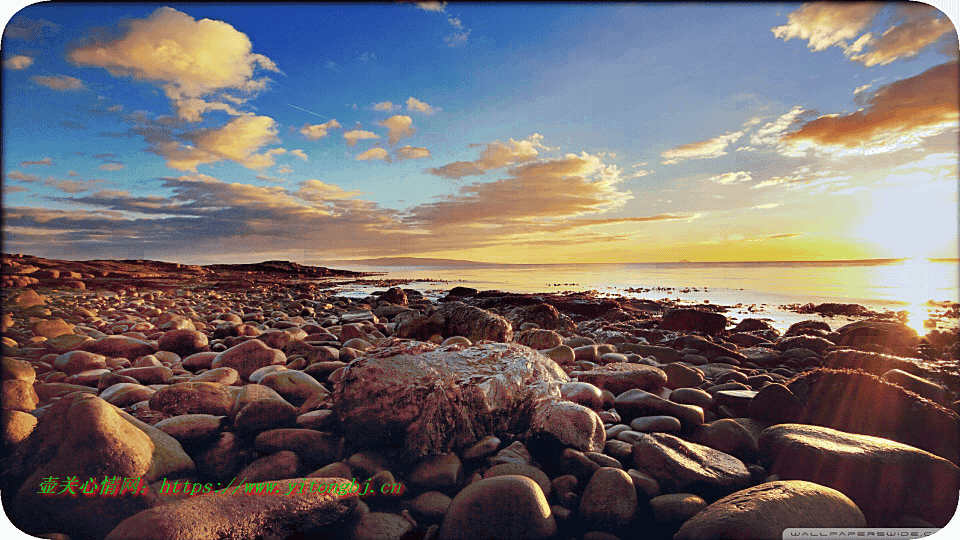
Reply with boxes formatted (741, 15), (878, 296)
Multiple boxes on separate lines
(786, 368), (960, 463)
(660, 308), (727, 335)
(737, 347), (780, 367)
(674, 480), (865, 540)
(574, 363), (668, 395)
(786, 320), (832, 337)
(881, 368), (950, 404)
(334, 339), (567, 460)
(436, 301), (513, 343)
(630, 432), (751, 500)
(629, 415), (682, 433)
(393, 310), (443, 341)
(438, 475), (557, 540)
(823, 349), (936, 379)
(759, 423), (960, 527)
(105, 477), (358, 540)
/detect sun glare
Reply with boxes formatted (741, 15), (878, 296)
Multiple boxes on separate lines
(855, 179), (959, 259)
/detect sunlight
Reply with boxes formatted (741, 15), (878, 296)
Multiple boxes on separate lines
(855, 179), (959, 259)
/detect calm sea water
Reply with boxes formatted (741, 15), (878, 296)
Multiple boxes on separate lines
(329, 259), (959, 334)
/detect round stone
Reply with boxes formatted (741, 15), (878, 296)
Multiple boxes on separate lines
(438, 475), (557, 540)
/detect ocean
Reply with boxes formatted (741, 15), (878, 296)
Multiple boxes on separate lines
(326, 258), (959, 335)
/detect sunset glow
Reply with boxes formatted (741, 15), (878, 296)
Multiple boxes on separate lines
(2, 2), (958, 265)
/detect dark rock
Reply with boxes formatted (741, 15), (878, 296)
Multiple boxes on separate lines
(615, 389), (704, 431)
(672, 335), (746, 363)
(747, 382), (802, 422)
(438, 475), (557, 540)
(834, 320), (919, 354)
(630, 432), (751, 501)
(436, 301), (513, 342)
(660, 309), (727, 335)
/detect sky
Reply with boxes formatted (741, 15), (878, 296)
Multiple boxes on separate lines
(2, 1), (958, 264)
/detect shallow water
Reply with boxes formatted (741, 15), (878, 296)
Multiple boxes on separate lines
(329, 258), (959, 335)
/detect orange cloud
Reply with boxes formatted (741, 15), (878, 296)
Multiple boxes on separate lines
(379, 115), (414, 145)
(300, 119), (341, 140)
(396, 146), (431, 160)
(295, 179), (362, 201)
(356, 148), (390, 162)
(20, 158), (54, 167)
(32, 75), (85, 91)
(291, 149), (308, 161)
(343, 129), (380, 147)
(661, 130), (744, 164)
(426, 133), (550, 179)
(152, 115), (284, 171)
(773, 2), (955, 66)
(3, 55), (33, 70)
(781, 61), (958, 153)
(68, 7), (279, 121)
(406, 97), (435, 114)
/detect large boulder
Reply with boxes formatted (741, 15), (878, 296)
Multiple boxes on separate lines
(574, 363), (668, 396)
(785, 368), (960, 463)
(759, 423), (960, 527)
(82, 335), (157, 360)
(105, 477), (358, 540)
(834, 320), (919, 354)
(211, 339), (286, 381)
(333, 339), (567, 460)
(3, 393), (194, 539)
(435, 302), (513, 343)
(674, 480), (866, 540)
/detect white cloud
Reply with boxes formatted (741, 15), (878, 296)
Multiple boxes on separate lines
(151, 115), (284, 171)
(396, 146), (431, 160)
(709, 171), (752, 185)
(426, 134), (552, 179)
(661, 130), (744, 164)
(373, 101), (398, 112)
(291, 149), (308, 161)
(99, 162), (125, 171)
(415, 1), (447, 12)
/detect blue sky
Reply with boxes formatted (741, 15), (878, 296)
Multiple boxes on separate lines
(2, 2), (958, 263)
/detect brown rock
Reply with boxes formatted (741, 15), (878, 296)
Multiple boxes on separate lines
(2, 409), (37, 448)
(83, 335), (157, 359)
(254, 428), (342, 468)
(32, 317), (74, 339)
(438, 475), (557, 540)
(615, 389), (704, 431)
(516, 328), (564, 350)
(686, 419), (759, 463)
(575, 363), (668, 396)
(211, 339), (286, 381)
(674, 480), (865, 540)
(526, 397), (606, 456)
(660, 308), (727, 335)
(630, 432), (751, 501)
(579, 467), (638, 532)
(1, 379), (38, 412)
(157, 329), (209, 358)
(661, 363), (705, 389)
(436, 301), (513, 342)
(149, 382), (234, 416)
(759, 423), (959, 527)
(54, 350), (107, 375)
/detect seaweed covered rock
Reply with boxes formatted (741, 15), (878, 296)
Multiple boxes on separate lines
(333, 339), (568, 460)
(786, 368), (960, 464)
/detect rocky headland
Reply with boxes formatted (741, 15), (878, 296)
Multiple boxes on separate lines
(2, 254), (958, 540)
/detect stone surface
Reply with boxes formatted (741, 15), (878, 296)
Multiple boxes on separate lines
(747, 382), (802, 422)
(786, 368), (960, 463)
(661, 362), (705, 389)
(157, 329), (209, 358)
(516, 328), (564, 350)
(211, 339), (286, 381)
(674, 481), (866, 540)
(148, 381), (234, 416)
(758, 423), (960, 527)
(104, 477), (358, 540)
(660, 308), (727, 335)
(333, 339), (568, 460)
(615, 389), (704, 431)
(579, 467), (638, 532)
(686, 419), (759, 463)
(82, 335), (157, 359)
(436, 301), (513, 343)
(526, 397), (606, 456)
(574, 363), (668, 396)
(630, 432), (751, 501)
(438, 475), (557, 540)
(834, 320), (919, 354)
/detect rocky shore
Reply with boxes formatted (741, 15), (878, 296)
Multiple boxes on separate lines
(2, 254), (959, 540)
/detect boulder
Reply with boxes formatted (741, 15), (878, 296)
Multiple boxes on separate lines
(148, 382), (234, 417)
(517, 303), (576, 332)
(615, 389), (704, 431)
(157, 329), (209, 358)
(759, 423), (960, 527)
(104, 477), (358, 540)
(786, 368), (960, 463)
(438, 475), (557, 540)
(834, 320), (919, 354)
(674, 480), (865, 540)
(630, 432), (751, 501)
(579, 467), (638, 532)
(82, 335), (157, 360)
(333, 339), (568, 460)
(526, 397), (606, 457)
(435, 301), (513, 343)
(516, 328), (564, 350)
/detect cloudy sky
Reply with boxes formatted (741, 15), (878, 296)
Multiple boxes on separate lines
(2, 2), (958, 264)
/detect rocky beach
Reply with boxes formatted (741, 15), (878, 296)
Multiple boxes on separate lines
(2, 254), (959, 540)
